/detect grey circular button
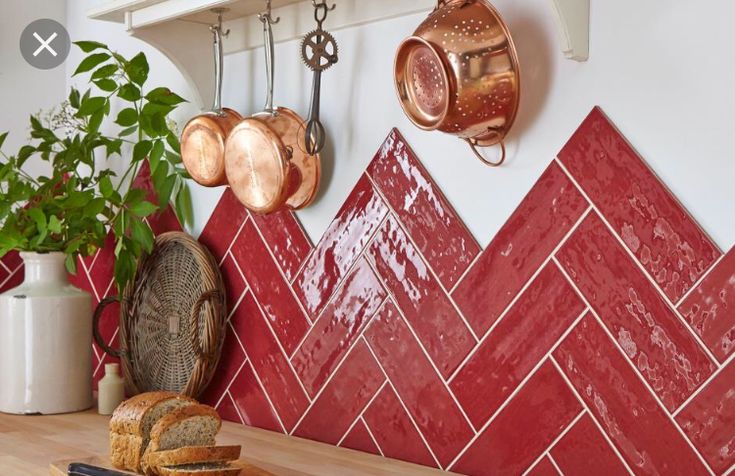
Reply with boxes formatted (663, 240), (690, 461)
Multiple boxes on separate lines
(19, 19), (71, 70)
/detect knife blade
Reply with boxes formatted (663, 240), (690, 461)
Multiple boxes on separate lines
(67, 462), (131, 476)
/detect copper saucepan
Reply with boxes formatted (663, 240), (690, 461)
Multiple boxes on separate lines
(180, 10), (243, 186)
(225, 3), (321, 214)
(394, 0), (520, 166)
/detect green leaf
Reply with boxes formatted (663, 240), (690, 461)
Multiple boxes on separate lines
(88, 109), (104, 134)
(119, 126), (137, 137)
(157, 173), (176, 210)
(85, 197), (106, 218)
(106, 139), (123, 157)
(68, 88), (80, 109)
(48, 215), (62, 234)
(90, 63), (117, 80)
(77, 96), (106, 116)
(130, 218), (154, 253)
(93, 78), (117, 92)
(27, 208), (47, 233)
(174, 182), (193, 227)
(149, 140), (164, 173)
(117, 83), (141, 102)
(65, 254), (78, 275)
(30, 115), (43, 132)
(99, 175), (114, 198)
(129, 200), (157, 218)
(145, 87), (186, 105)
(74, 40), (107, 53)
(166, 132), (180, 154)
(125, 52), (149, 86)
(73, 53), (110, 76)
(133, 140), (152, 162)
(115, 108), (138, 127)
(0, 132), (7, 149)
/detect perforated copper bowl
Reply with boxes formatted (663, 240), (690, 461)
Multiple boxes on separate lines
(395, 0), (520, 166)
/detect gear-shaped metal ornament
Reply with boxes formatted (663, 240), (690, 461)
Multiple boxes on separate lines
(301, 29), (339, 72)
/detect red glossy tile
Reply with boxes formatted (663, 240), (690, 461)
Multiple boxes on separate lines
(679, 246), (735, 362)
(250, 209), (312, 282)
(231, 221), (309, 354)
(451, 263), (584, 428)
(236, 291), (309, 432)
(453, 161), (587, 337)
(1, 250), (22, 271)
(293, 341), (384, 445)
(677, 359), (735, 473)
(340, 419), (380, 456)
(146, 205), (182, 236)
(364, 301), (473, 467)
(292, 259), (386, 397)
(527, 458), (560, 476)
(557, 213), (715, 410)
(88, 233), (116, 299)
(229, 363), (283, 433)
(363, 384), (437, 468)
(367, 129), (480, 289)
(0, 266), (9, 288)
(0, 265), (23, 293)
(294, 174), (388, 318)
(67, 257), (91, 292)
(369, 215), (474, 378)
(452, 362), (581, 476)
(554, 316), (709, 475)
(559, 107), (721, 302)
(199, 188), (249, 263)
(220, 253), (247, 314)
(215, 392), (243, 424)
(550, 414), (628, 476)
(199, 324), (246, 407)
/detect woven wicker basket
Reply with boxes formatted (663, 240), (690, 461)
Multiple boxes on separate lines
(93, 232), (226, 398)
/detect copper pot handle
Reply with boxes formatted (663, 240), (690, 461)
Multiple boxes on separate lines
(465, 138), (506, 167)
(190, 289), (222, 361)
(93, 296), (124, 358)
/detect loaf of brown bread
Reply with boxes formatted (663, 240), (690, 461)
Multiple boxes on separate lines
(109, 391), (196, 472)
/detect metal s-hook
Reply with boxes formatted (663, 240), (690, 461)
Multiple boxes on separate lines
(209, 8), (230, 113)
(209, 8), (230, 37)
(311, 0), (336, 27)
(258, 0), (281, 25)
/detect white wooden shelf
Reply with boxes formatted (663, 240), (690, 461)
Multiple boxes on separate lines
(87, 0), (589, 108)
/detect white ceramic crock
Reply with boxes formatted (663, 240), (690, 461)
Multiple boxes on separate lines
(0, 252), (93, 414)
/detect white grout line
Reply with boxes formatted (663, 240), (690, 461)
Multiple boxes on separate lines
(552, 258), (716, 476)
(446, 206), (593, 384)
(724, 461), (735, 476)
(222, 391), (245, 425)
(554, 158), (721, 368)
(520, 410), (586, 476)
(248, 214), (315, 326)
(216, 216), (250, 268)
(0, 258), (10, 274)
(446, 307), (589, 471)
(93, 327), (120, 376)
(673, 349), (735, 418)
(336, 380), (388, 447)
(359, 417), (385, 457)
(212, 356), (248, 410)
(547, 453), (564, 475)
(287, 214), (390, 362)
(242, 357), (288, 434)
(365, 262), (478, 435)
(549, 356), (636, 476)
(365, 173), (479, 343)
(361, 333), (443, 469)
(675, 252), (727, 308)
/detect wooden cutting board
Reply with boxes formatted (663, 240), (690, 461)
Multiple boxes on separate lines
(50, 456), (274, 475)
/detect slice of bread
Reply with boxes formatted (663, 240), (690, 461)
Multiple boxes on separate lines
(142, 404), (222, 474)
(143, 445), (241, 476)
(110, 391), (196, 472)
(156, 463), (244, 476)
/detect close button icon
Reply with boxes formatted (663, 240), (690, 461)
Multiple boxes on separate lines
(20, 19), (70, 70)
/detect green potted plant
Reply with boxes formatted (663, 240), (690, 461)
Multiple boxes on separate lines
(0, 41), (191, 414)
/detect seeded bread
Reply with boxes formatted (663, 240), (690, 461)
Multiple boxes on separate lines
(156, 463), (244, 476)
(110, 391), (196, 472)
(143, 446), (241, 476)
(141, 404), (222, 474)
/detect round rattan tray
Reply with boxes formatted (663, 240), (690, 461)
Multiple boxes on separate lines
(93, 232), (226, 398)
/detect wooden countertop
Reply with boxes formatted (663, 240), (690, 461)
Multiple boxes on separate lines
(0, 409), (450, 475)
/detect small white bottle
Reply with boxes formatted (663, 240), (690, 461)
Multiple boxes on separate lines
(98, 363), (125, 415)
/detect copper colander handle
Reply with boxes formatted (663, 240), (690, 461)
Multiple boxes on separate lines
(93, 296), (125, 358)
(465, 138), (506, 167)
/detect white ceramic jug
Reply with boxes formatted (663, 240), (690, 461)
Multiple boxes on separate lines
(0, 252), (93, 414)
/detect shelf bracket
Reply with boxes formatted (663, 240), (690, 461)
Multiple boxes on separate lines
(550, 0), (589, 61)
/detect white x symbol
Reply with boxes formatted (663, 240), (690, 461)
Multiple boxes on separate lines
(32, 32), (58, 57)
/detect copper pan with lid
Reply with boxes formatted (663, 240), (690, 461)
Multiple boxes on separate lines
(225, 1), (321, 214)
(180, 9), (243, 186)
(394, 0), (520, 166)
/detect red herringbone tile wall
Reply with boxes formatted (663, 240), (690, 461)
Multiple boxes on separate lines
(3, 107), (734, 475)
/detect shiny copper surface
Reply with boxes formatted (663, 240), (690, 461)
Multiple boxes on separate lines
(180, 108), (242, 186)
(224, 119), (291, 214)
(394, 0), (520, 165)
(254, 107), (321, 210)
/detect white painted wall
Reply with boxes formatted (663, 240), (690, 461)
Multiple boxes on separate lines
(66, 0), (735, 251)
(0, 0), (67, 176)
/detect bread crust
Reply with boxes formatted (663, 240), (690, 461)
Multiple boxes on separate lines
(144, 445), (241, 476)
(156, 465), (243, 476)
